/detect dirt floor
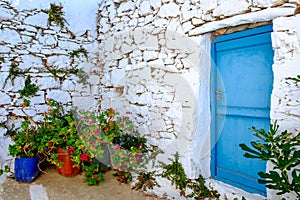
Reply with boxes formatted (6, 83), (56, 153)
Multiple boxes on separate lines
(0, 168), (164, 200)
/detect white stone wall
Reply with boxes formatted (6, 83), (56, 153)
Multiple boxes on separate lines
(0, 0), (299, 199)
(0, 0), (100, 164)
(98, 0), (300, 199)
(270, 14), (300, 200)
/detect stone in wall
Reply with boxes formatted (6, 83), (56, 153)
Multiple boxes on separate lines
(117, 1), (136, 16)
(72, 96), (98, 111)
(46, 90), (71, 104)
(213, 0), (250, 17)
(157, 2), (180, 18)
(24, 12), (48, 28)
(36, 77), (60, 90)
(0, 108), (9, 123)
(0, 29), (22, 45)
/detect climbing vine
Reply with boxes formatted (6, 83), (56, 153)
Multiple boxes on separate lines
(3, 63), (25, 88)
(69, 47), (88, 59)
(18, 75), (39, 97)
(44, 3), (68, 28)
(133, 152), (220, 199)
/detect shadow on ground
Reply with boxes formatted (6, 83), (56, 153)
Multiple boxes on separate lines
(0, 168), (164, 200)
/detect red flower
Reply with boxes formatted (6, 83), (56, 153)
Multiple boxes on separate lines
(119, 153), (125, 158)
(114, 164), (120, 169)
(126, 111), (131, 114)
(80, 153), (89, 161)
(69, 147), (75, 151)
(137, 150), (142, 155)
(115, 145), (121, 151)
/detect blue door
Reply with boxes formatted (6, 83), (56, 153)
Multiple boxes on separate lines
(211, 25), (274, 196)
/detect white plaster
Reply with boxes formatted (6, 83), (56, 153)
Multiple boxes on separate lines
(36, 77), (60, 90)
(24, 12), (48, 28)
(62, 80), (75, 91)
(47, 55), (70, 68)
(104, 37), (114, 52)
(143, 50), (158, 61)
(46, 90), (71, 104)
(19, 55), (42, 70)
(139, 35), (159, 50)
(1, 0), (299, 199)
(23, 107), (37, 117)
(191, 18), (205, 26)
(35, 105), (49, 114)
(0, 5), (14, 19)
(157, 2), (180, 18)
(37, 34), (57, 46)
(0, 92), (11, 105)
(29, 91), (45, 104)
(149, 0), (161, 9)
(0, 29), (21, 45)
(273, 15), (300, 39)
(72, 96), (98, 111)
(253, 0), (282, 7)
(111, 68), (125, 86)
(139, 0), (151, 16)
(63, 0), (99, 36)
(117, 1), (136, 15)
(189, 7), (295, 35)
(213, 0), (250, 17)
(0, 45), (11, 53)
(200, 0), (218, 13)
(99, 18), (110, 33)
(181, 1), (199, 21)
(208, 179), (266, 200)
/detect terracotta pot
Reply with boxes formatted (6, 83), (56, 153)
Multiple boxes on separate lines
(56, 148), (80, 177)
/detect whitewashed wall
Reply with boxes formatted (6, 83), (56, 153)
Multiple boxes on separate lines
(0, 0), (100, 168)
(97, 0), (300, 199)
(0, 0), (299, 199)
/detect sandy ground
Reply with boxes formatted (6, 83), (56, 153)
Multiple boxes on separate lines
(0, 168), (165, 200)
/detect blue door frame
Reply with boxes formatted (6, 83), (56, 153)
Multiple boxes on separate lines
(211, 24), (274, 196)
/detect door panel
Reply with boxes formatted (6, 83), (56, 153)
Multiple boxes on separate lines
(211, 25), (274, 196)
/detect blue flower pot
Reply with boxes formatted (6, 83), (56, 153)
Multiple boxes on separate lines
(14, 157), (40, 183)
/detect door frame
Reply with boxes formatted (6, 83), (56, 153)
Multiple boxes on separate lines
(210, 24), (274, 195)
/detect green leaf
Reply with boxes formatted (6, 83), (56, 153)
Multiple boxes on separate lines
(239, 143), (262, 157)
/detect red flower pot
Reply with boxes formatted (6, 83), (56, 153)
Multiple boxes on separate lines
(56, 148), (80, 177)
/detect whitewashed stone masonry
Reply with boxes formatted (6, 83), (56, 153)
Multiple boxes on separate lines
(0, 0), (100, 169)
(98, 0), (300, 199)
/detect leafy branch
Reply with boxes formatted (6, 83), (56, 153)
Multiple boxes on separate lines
(44, 3), (68, 28)
(161, 152), (188, 196)
(18, 75), (39, 97)
(240, 121), (300, 198)
(287, 75), (300, 83)
(69, 47), (88, 59)
(3, 63), (25, 88)
(134, 152), (221, 199)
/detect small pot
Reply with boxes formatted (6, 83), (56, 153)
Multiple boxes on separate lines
(56, 148), (80, 177)
(14, 156), (40, 182)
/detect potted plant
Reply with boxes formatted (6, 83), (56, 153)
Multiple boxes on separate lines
(6, 120), (41, 182)
(34, 99), (104, 185)
(77, 108), (150, 184)
(37, 99), (91, 177)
